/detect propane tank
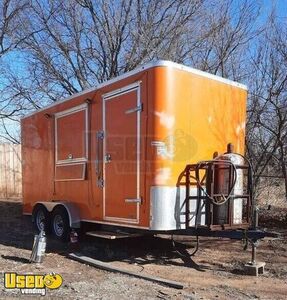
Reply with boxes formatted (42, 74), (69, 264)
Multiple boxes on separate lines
(213, 144), (244, 225)
(223, 152), (244, 225)
(30, 230), (47, 263)
(213, 155), (230, 225)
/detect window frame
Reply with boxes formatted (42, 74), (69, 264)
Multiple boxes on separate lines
(54, 103), (88, 166)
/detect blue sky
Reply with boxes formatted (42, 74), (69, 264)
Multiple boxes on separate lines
(261, 0), (287, 19)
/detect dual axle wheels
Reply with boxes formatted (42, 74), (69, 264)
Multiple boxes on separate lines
(33, 205), (70, 241)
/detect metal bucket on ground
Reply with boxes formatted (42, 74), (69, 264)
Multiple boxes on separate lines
(30, 230), (46, 263)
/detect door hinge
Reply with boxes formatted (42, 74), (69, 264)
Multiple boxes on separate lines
(125, 103), (143, 114)
(97, 179), (104, 188)
(97, 130), (104, 139)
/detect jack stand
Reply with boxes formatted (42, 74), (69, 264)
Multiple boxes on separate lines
(244, 240), (265, 276)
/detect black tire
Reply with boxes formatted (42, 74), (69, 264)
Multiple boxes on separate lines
(51, 206), (70, 241)
(33, 205), (50, 233)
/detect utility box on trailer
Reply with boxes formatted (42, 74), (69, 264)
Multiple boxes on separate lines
(21, 61), (248, 237)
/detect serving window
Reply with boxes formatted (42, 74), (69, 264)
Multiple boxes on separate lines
(54, 104), (88, 181)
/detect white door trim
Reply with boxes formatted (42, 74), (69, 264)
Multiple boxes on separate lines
(102, 82), (141, 224)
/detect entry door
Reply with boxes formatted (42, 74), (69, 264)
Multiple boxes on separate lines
(103, 83), (141, 224)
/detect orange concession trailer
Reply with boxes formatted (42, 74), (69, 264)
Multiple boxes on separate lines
(21, 60), (249, 240)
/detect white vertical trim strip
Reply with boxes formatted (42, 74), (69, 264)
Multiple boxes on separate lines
(136, 85), (141, 221)
(102, 92), (106, 218)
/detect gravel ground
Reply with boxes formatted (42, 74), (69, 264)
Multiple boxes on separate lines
(0, 199), (286, 299)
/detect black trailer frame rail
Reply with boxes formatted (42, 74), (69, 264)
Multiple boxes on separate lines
(165, 228), (280, 241)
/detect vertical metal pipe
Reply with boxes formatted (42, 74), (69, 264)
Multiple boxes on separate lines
(252, 206), (259, 229)
(227, 143), (234, 153)
(186, 167), (190, 229)
(251, 242), (256, 264)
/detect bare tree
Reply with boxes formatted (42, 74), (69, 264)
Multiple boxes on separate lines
(0, 0), (206, 142)
(0, 0), (32, 143)
(246, 11), (287, 199)
(0, 0), (286, 204)
(0, 0), (30, 57)
(5, 0), (259, 111)
(13, 0), (205, 93)
(185, 0), (261, 81)
(0, 0), (261, 139)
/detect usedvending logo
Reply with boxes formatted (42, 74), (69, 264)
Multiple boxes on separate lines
(4, 272), (63, 296)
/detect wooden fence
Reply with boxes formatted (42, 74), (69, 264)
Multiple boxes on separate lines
(0, 144), (22, 199)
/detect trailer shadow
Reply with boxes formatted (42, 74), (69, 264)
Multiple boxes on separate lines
(0, 200), (34, 251)
(1, 255), (30, 264)
(76, 233), (245, 274)
(0, 200), (210, 271)
(0, 199), (236, 273)
(0, 200), (72, 258)
(77, 235), (209, 272)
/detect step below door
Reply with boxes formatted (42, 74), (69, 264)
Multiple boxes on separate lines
(103, 83), (141, 224)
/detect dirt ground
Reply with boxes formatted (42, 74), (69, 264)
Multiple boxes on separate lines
(0, 199), (286, 299)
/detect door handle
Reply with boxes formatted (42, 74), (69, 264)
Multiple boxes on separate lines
(105, 153), (112, 163)
(125, 198), (142, 204)
(96, 131), (104, 187)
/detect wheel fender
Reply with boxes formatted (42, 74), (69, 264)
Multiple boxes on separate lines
(34, 201), (81, 228)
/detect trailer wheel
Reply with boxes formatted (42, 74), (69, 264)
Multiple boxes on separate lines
(51, 206), (70, 241)
(33, 205), (50, 233)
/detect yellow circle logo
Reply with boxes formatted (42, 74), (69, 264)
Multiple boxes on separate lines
(43, 273), (63, 289)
